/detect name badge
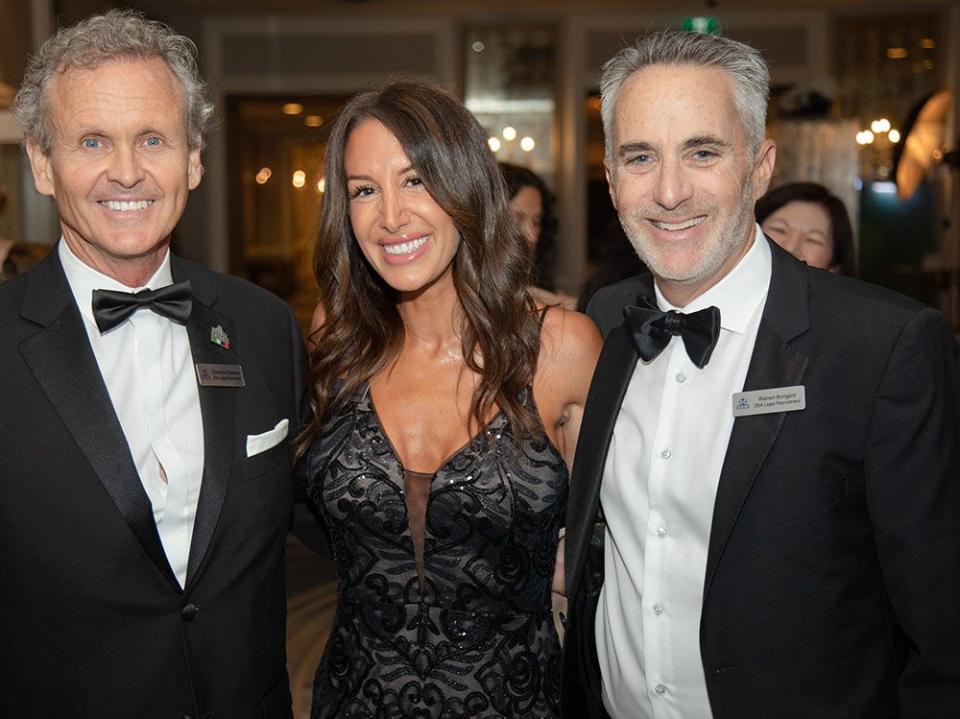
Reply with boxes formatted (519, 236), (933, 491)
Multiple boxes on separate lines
(196, 363), (246, 387)
(732, 385), (805, 417)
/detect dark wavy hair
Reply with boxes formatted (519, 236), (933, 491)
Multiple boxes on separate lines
(297, 82), (541, 456)
(755, 182), (856, 276)
(500, 163), (558, 291)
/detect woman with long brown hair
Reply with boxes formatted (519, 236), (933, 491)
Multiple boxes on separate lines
(297, 81), (600, 718)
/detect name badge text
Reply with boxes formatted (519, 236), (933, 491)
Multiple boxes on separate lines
(732, 386), (805, 417)
(196, 363), (245, 388)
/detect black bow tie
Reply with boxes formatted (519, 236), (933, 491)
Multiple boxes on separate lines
(92, 281), (193, 333)
(623, 296), (721, 369)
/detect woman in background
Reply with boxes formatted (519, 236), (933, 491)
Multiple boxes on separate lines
(500, 163), (577, 309)
(298, 82), (600, 719)
(756, 181), (856, 275)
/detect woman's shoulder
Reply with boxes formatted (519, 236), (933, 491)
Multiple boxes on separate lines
(539, 306), (602, 354)
(528, 285), (577, 310)
(530, 307), (601, 444)
(536, 306), (603, 383)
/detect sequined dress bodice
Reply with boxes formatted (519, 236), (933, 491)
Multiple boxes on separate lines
(300, 385), (568, 718)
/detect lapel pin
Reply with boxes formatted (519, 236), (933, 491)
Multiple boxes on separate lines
(210, 325), (230, 350)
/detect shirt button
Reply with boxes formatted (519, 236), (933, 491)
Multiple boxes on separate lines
(675, 372), (687, 383)
(181, 603), (199, 621)
(654, 683), (667, 696)
(660, 448), (672, 460)
(656, 526), (667, 537)
(653, 603), (663, 615)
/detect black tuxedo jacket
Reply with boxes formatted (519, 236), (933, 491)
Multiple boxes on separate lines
(0, 247), (306, 718)
(562, 241), (960, 718)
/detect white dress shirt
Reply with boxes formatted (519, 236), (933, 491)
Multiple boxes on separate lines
(595, 227), (771, 718)
(60, 241), (204, 588)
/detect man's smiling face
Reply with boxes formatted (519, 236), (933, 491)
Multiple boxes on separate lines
(606, 63), (774, 305)
(26, 56), (201, 284)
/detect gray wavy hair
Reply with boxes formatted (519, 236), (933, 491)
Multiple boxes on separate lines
(13, 9), (214, 152)
(601, 30), (769, 162)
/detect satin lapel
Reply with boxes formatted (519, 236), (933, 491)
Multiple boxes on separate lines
(177, 266), (237, 588)
(703, 242), (810, 599)
(18, 253), (180, 589)
(566, 325), (638, 595)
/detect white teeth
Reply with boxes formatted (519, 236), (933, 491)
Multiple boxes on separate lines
(383, 236), (429, 255)
(652, 216), (705, 231)
(101, 200), (153, 212)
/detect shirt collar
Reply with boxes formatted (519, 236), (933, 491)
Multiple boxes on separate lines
(59, 239), (174, 327)
(654, 224), (771, 335)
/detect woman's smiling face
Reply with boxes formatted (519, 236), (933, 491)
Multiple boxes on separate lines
(344, 119), (461, 296)
(761, 200), (834, 270)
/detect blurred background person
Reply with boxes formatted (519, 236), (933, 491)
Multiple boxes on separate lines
(756, 181), (856, 275)
(501, 162), (577, 309)
(0, 239), (52, 281)
(0, 184), (50, 282)
(0, 183), (49, 280)
(297, 82), (600, 718)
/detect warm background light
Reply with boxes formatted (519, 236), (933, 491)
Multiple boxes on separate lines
(487, 137), (501, 152)
(502, 126), (517, 141)
(292, 170), (306, 188)
(282, 102), (304, 115)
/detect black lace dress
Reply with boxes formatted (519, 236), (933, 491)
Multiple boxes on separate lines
(300, 384), (568, 718)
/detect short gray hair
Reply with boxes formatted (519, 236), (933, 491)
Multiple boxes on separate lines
(13, 9), (214, 152)
(601, 30), (769, 162)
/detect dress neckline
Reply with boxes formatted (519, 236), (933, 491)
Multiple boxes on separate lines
(362, 381), (507, 478)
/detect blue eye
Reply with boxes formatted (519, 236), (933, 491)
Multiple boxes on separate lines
(82, 138), (100, 149)
(145, 137), (161, 147)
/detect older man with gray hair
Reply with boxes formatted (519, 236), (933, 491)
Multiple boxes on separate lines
(562, 29), (960, 718)
(1, 10), (305, 717)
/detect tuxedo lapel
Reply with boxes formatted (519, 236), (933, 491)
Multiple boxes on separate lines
(703, 243), (810, 599)
(173, 258), (237, 588)
(566, 324), (639, 595)
(18, 251), (180, 589)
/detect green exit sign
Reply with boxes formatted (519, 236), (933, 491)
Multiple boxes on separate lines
(682, 17), (720, 34)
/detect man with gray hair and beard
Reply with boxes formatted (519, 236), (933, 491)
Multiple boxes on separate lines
(562, 29), (960, 718)
(1, 10), (305, 717)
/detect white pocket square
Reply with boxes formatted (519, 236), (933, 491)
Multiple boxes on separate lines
(246, 418), (289, 457)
